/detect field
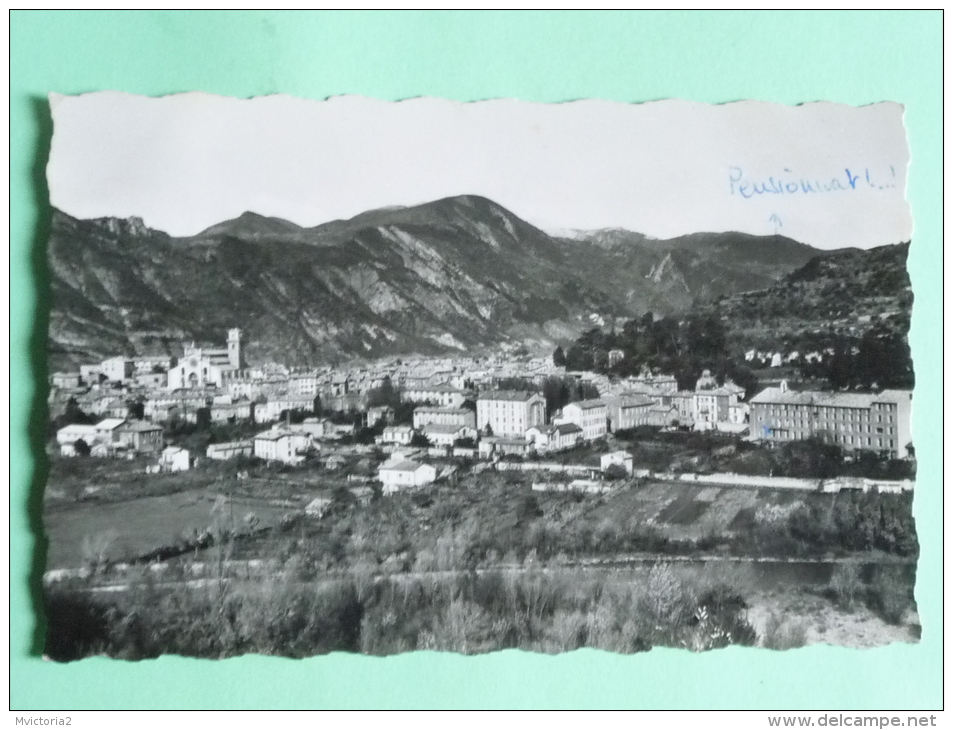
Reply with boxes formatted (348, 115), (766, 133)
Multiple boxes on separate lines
(44, 489), (298, 570)
(42, 454), (920, 659)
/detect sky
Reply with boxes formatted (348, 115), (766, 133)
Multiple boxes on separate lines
(47, 92), (912, 250)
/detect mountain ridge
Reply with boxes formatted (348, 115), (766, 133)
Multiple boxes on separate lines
(47, 196), (861, 369)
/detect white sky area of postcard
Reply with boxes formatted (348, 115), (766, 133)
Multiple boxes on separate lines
(48, 93), (911, 250)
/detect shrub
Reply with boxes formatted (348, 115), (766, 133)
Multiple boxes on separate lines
(829, 562), (864, 609)
(761, 613), (809, 650)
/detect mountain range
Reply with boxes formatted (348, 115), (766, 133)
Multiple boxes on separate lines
(48, 194), (838, 369)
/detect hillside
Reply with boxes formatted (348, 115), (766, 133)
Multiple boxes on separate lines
(557, 229), (819, 315)
(47, 195), (825, 369)
(706, 242), (913, 351)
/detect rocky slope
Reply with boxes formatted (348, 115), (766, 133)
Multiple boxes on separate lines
(47, 195), (825, 369)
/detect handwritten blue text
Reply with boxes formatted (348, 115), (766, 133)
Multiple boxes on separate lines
(729, 166), (897, 199)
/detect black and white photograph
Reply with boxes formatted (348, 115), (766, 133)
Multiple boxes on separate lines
(42, 93), (917, 660)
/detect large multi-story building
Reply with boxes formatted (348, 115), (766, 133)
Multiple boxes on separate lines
(253, 429), (312, 464)
(412, 406), (476, 430)
(253, 396), (317, 424)
(604, 393), (656, 432)
(403, 384), (468, 408)
(749, 383), (913, 459)
(558, 399), (609, 440)
(476, 390), (546, 437)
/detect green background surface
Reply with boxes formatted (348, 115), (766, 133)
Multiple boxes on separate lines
(10, 10), (942, 710)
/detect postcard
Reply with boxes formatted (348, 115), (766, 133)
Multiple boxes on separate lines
(42, 93), (916, 660)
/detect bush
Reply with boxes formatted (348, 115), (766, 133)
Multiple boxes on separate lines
(828, 562), (864, 609)
(761, 613), (809, 650)
(866, 563), (914, 625)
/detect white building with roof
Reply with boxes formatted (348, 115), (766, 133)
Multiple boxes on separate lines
(206, 440), (254, 460)
(412, 406), (476, 430)
(253, 429), (312, 464)
(56, 424), (99, 456)
(380, 425), (415, 445)
(749, 383), (913, 458)
(403, 384), (467, 408)
(253, 396), (317, 424)
(604, 393), (657, 432)
(100, 356), (135, 383)
(158, 446), (191, 472)
(378, 459), (437, 493)
(558, 399), (608, 440)
(421, 423), (477, 448)
(525, 422), (583, 453)
(601, 450), (634, 475)
(476, 390), (546, 437)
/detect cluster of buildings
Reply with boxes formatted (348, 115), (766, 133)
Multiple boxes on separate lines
(50, 328), (914, 491)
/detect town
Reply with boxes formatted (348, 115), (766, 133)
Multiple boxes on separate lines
(48, 327), (914, 494)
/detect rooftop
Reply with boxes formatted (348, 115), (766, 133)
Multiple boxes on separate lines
(423, 423), (468, 435)
(121, 420), (163, 432)
(564, 398), (607, 410)
(613, 393), (656, 407)
(750, 388), (912, 408)
(254, 429), (311, 441)
(379, 459), (429, 473)
(477, 390), (541, 402)
(95, 418), (127, 430)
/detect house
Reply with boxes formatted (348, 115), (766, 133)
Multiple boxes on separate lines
(209, 398), (253, 423)
(476, 390), (546, 437)
(604, 393), (656, 432)
(646, 404), (679, 427)
(56, 424), (98, 456)
(412, 406), (476, 430)
(421, 423), (477, 448)
(206, 440), (254, 460)
(79, 364), (102, 384)
(624, 371), (679, 395)
(749, 383), (913, 459)
(525, 422), (583, 453)
(88, 396), (129, 419)
(158, 446), (191, 472)
(607, 349), (625, 367)
(403, 384), (467, 408)
(329, 422), (356, 437)
(94, 418), (128, 444)
(378, 459), (438, 493)
(100, 356), (135, 383)
(669, 392), (696, 424)
(478, 436), (532, 460)
(117, 420), (164, 454)
(601, 450), (634, 475)
(133, 355), (176, 374)
(134, 371), (168, 389)
(558, 399), (608, 440)
(253, 396), (317, 424)
(294, 417), (332, 438)
(253, 429), (312, 464)
(289, 374), (323, 396)
(380, 425), (415, 445)
(366, 405), (394, 426)
(693, 371), (746, 430)
(50, 372), (83, 389)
